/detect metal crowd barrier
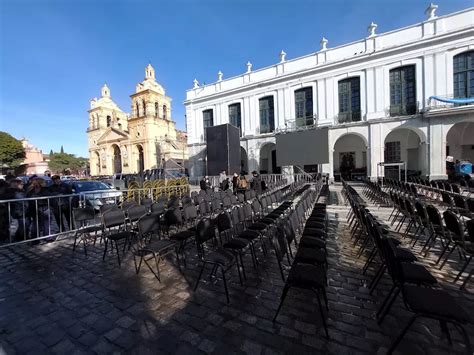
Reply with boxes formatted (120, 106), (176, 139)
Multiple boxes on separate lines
(0, 185), (189, 248)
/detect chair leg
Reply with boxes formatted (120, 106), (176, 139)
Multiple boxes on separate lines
(115, 241), (121, 267)
(221, 268), (230, 304)
(102, 239), (108, 261)
(369, 264), (386, 294)
(273, 285), (290, 322)
(363, 247), (377, 275)
(387, 314), (417, 355)
(316, 292), (329, 339)
(193, 262), (206, 292)
(439, 244), (457, 270)
(376, 284), (396, 318)
(377, 287), (401, 324)
(460, 269), (473, 290)
(436, 240), (451, 265)
(454, 255), (471, 283)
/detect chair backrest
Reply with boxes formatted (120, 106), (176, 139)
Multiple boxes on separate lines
(426, 204), (443, 228)
(195, 218), (216, 245)
(243, 203), (253, 221)
(73, 206), (95, 228)
(443, 210), (464, 241)
(128, 205), (148, 222)
(211, 199), (221, 212)
(151, 202), (165, 214)
(164, 208), (182, 227)
(102, 209), (126, 229)
(167, 195), (180, 208)
(182, 196), (193, 207)
(441, 192), (453, 206)
(199, 201), (209, 215)
(100, 204), (119, 215)
(414, 201), (429, 225)
(453, 195), (467, 210)
(222, 196), (232, 209)
(184, 205), (198, 223)
(217, 211), (232, 233)
(272, 225), (289, 263)
(138, 214), (160, 237)
(141, 198), (153, 209)
(451, 184), (461, 194)
(237, 193), (245, 203)
(251, 200), (262, 216)
(466, 219), (474, 242)
(122, 200), (137, 210)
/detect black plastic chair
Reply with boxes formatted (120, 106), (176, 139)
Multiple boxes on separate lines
(133, 214), (177, 281)
(193, 218), (241, 303)
(102, 209), (134, 266)
(72, 206), (102, 255)
(388, 285), (472, 354)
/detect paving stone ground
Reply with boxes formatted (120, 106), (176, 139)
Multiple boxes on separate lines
(0, 183), (472, 354)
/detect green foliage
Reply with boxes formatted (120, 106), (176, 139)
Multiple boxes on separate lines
(60, 145), (64, 154)
(0, 131), (26, 168)
(48, 152), (89, 174)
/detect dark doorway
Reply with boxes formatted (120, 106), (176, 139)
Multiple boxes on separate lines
(113, 145), (122, 174)
(271, 150), (281, 174)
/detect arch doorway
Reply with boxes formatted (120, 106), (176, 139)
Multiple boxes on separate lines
(333, 134), (367, 181)
(260, 143), (280, 174)
(112, 144), (122, 174)
(446, 121), (474, 176)
(384, 128), (425, 180)
(136, 145), (144, 173)
(240, 147), (248, 174)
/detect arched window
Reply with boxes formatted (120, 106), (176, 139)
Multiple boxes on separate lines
(259, 96), (274, 134)
(142, 99), (146, 116)
(106, 116), (112, 127)
(389, 65), (416, 116)
(453, 50), (474, 98)
(295, 87), (314, 126)
(155, 102), (159, 117)
(136, 101), (140, 117)
(163, 105), (167, 119)
(338, 78), (360, 123)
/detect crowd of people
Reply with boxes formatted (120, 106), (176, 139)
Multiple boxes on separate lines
(199, 170), (266, 195)
(0, 174), (73, 243)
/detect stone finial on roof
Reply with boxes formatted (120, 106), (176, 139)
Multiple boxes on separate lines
(246, 61), (252, 73)
(279, 50), (286, 63)
(368, 22), (378, 37)
(217, 71), (223, 82)
(425, 3), (438, 20)
(193, 79), (199, 89)
(320, 37), (328, 51)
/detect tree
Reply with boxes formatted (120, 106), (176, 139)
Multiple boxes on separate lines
(48, 152), (89, 175)
(0, 131), (26, 169)
(60, 145), (64, 154)
(49, 149), (53, 156)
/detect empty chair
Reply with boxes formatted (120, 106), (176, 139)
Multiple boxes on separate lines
(72, 206), (102, 255)
(194, 218), (241, 303)
(133, 214), (177, 281)
(102, 209), (134, 266)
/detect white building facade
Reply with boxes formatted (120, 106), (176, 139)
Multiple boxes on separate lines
(185, 5), (474, 181)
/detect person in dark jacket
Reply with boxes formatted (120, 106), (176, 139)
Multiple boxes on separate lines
(200, 176), (207, 191)
(251, 171), (262, 195)
(232, 173), (239, 193)
(50, 175), (73, 232)
(9, 178), (30, 241)
(27, 178), (51, 239)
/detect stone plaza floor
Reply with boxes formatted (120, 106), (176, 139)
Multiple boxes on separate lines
(0, 184), (472, 354)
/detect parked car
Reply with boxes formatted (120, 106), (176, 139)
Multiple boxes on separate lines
(68, 180), (123, 210)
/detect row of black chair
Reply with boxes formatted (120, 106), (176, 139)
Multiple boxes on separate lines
(343, 180), (472, 354)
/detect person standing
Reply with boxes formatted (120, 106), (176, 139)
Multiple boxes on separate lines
(9, 178), (30, 241)
(50, 175), (73, 232)
(232, 173), (239, 193)
(218, 170), (227, 190)
(27, 178), (51, 240)
(251, 171), (262, 195)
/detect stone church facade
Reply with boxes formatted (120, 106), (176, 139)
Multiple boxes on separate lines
(87, 64), (187, 176)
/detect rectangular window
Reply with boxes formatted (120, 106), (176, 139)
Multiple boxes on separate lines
(228, 103), (242, 136)
(453, 51), (474, 99)
(338, 77), (361, 123)
(202, 109), (214, 140)
(295, 87), (314, 126)
(389, 65), (417, 116)
(385, 141), (401, 163)
(259, 96), (274, 134)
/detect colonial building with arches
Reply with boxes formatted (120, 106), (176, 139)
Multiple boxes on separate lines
(87, 64), (188, 176)
(184, 5), (474, 181)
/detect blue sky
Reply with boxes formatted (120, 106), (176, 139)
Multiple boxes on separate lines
(0, 0), (471, 157)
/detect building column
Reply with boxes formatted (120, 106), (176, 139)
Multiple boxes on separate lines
(369, 122), (384, 180)
(429, 120), (447, 180)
